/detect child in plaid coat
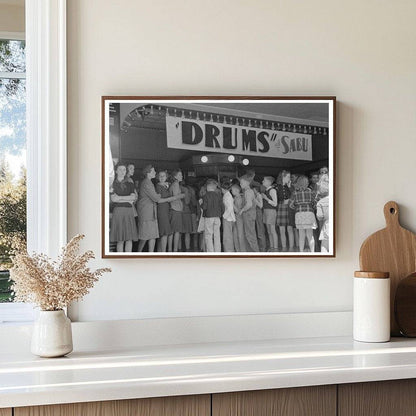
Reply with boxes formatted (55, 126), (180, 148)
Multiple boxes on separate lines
(290, 175), (317, 252)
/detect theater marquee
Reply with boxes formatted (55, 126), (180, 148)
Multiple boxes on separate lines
(166, 115), (313, 161)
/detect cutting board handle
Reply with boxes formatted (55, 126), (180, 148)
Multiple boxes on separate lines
(384, 201), (400, 228)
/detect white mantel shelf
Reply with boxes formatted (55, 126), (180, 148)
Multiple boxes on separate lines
(2, 336), (416, 408)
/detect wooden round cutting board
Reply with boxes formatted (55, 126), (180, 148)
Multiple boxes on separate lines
(359, 201), (416, 336)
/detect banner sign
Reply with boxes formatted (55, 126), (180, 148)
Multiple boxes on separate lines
(165, 115), (312, 161)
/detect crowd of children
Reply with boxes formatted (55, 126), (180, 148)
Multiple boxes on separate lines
(109, 163), (330, 253)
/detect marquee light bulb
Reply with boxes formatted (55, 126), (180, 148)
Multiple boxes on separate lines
(242, 158), (249, 166)
(228, 155), (235, 162)
(201, 156), (208, 163)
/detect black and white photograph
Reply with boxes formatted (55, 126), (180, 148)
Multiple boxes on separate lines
(102, 97), (335, 257)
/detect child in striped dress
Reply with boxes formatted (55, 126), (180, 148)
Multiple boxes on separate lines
(316, 174), (330, 253)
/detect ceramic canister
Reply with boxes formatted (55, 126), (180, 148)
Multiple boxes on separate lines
(353, 271), (390, 343)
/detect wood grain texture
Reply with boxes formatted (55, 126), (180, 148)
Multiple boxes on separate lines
(0, 409), (12, 416)
(359, 201), (416, 335)
(212, 386), (336, 416)
(14, 395), (210, 416)
(338, 379), (416, 416)
(354, 271), (389, 279)
(395, 272), (416, 336)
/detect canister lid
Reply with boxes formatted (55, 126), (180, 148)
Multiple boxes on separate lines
(354, 271), (390, 279)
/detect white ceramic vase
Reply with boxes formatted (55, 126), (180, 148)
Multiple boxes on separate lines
(31, 310), (73, 358)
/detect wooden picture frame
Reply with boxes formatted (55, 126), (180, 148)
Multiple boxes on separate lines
(102, 96), (336, 258)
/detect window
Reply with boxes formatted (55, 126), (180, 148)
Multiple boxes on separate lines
(0, 34), (26, 307)
(0, 0), (67, 324)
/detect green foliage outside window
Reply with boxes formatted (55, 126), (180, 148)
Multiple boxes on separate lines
(0, 161), (26, 302)
(0, 39), (27, 302)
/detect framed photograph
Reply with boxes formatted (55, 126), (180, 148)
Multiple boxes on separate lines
(102, 96), (336, 258)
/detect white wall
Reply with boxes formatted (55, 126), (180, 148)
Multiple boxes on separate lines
(67, 0), (416, 322)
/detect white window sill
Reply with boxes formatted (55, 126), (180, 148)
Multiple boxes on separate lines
(0, 303), (35, 324)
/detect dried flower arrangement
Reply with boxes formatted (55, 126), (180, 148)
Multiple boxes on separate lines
(10, 234), (111, 311)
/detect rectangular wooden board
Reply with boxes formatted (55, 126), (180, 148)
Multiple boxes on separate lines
(212, 386), (336, 416)
(15, 395), (210, 416)
(338, 379), (416, 416)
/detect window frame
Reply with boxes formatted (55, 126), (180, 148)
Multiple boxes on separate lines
(0, 0), (67, 323)
(0, 31), (24, 41)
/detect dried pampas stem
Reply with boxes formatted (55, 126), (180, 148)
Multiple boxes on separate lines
(10, 234), (111, 310)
